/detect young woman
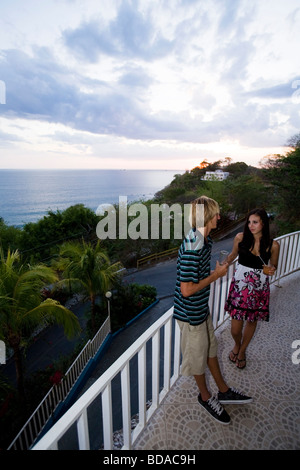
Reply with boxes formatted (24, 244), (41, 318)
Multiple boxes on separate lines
(224, 209), (280, 369)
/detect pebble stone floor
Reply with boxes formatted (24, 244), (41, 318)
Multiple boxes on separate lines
(132, 271), (300, 450)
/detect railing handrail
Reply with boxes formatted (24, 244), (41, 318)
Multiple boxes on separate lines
(31, 231), (299, 450)
(137, 246), (179, 268)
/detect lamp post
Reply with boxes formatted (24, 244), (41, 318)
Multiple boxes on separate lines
(105, 291), (112, 330)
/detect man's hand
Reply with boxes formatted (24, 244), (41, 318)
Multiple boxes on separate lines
(181, 261), (229, 298)
(213, 260), (228, 279)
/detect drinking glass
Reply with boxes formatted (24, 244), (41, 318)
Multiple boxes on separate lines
(219, 250), (229, 265)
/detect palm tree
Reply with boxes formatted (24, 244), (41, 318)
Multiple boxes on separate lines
(56, 240), (122, 333)
(0, 249), (81, 402)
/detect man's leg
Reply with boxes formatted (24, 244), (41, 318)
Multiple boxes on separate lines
(194, 356), (229, 401)
(194, 369), (231, 425)
(194, 374), (211, 401)
(207, 356), (229, 394)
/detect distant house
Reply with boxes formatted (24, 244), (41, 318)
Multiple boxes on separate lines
(203, 169), (229, 181)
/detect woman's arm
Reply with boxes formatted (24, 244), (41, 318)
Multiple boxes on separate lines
(226, 232), (243, 264)
(268, 240), (280, 275)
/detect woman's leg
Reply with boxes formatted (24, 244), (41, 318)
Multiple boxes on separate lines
(230, 318), (243, 359)
(238, 320), (257, 363)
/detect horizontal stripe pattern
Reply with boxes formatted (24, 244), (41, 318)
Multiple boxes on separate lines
(173, 231), (212, 325)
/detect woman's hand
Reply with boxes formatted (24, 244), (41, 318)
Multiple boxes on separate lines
(268, 264), (276, 276)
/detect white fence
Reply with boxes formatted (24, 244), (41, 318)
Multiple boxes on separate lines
(7, 316), (111, 450)
(31, 231), (300, 450)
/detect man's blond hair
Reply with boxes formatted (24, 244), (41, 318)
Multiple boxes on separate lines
(190, 195), (219, 228)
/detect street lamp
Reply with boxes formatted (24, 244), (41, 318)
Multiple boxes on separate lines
(105, 291), (112, 321)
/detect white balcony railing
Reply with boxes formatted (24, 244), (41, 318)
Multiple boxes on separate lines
(32, 231), (300, 450)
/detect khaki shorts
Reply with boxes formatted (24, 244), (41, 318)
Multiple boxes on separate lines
(177, 315), (218, 376)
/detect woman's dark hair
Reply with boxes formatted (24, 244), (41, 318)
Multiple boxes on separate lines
(240, 208), (271, 254)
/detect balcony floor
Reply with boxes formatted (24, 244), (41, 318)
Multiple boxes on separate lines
(133, 271), (300, 450)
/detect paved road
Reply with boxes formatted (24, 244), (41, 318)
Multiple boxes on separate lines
(125, 233), (239, 298)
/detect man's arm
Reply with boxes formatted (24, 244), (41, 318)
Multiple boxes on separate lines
(180, 261), (228, 297)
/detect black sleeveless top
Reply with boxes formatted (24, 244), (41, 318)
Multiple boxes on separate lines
(238, 240), (273, 269)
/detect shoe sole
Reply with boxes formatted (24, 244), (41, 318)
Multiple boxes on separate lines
(198, 402), (231, 425)
(218, 398), (253, 404)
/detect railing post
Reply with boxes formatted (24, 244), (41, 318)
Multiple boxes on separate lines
(102, 383), (113, 450)
(172, 317), (181, 383)
(121, 364), (131, 449)
(137, 345), (146, 428)
(151, 331), (160, 409)
(77, 410), (90, 450)
(163, 319), (172, 394)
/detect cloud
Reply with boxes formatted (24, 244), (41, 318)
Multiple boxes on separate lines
(63, 1), (174, 62)
(0, 128), (23, 146)
(0, 48), (79, 119)
(244, 80), (300, 100)
(0, 42), (297, 151)
(118, 65), (154, 89)
(0, 0), (299, 170)
(216, 0), (247, 34)
(0, 45), (186, 141)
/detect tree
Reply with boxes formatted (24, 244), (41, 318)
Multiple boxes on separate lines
(56, 240), (123, 334)
(286, 133), (300, 149)
(224, 175), (269, 216)
(0, 218), (21, 255)
(19, 204), (99, 263)
(262, 139), (300, 232)
(0, 249), (81, 402)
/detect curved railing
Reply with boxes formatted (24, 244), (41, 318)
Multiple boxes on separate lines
(32, 231), (299, 450)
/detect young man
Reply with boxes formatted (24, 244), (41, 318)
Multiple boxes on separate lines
(173, 196), (252, 425)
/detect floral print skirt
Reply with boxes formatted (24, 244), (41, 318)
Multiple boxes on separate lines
(225, 263), (270, 322)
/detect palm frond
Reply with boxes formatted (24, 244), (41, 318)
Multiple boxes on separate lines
(23, 299), (81, 339)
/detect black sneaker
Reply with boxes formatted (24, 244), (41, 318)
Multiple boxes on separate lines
(218, 387), (253, 404)
(198, 394), (231, 425)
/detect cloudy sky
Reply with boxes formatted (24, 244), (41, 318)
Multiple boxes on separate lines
(0, 0), (299, 170)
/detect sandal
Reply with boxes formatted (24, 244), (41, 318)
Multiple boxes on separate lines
(229, 350), (238, 363)
(236, 357), (246, 369)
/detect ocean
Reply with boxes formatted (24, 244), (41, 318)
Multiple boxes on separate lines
(0, 169), (183, 228)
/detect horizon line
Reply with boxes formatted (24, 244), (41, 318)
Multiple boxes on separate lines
(0, 167), (186, 171)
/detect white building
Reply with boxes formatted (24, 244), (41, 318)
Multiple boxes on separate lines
(203, 169), (230, 181)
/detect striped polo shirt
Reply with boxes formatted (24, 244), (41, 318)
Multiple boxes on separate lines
(173, 229), (212, 325)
